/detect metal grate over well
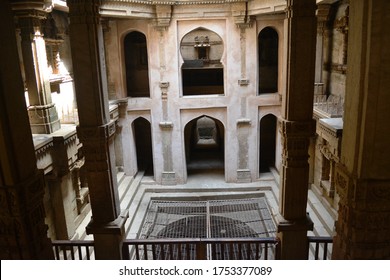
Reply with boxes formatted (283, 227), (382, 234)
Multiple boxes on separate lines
(137, 197), (276, 259)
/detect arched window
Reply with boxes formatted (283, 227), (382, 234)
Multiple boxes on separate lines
(124, 31), (150, 97)
(258, 27), (278, 94)
(180, 28), (224, 96)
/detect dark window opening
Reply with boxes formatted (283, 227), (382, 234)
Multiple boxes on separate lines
(133, 117), (154, 176)
(258, 27), (279, 94)
(260, 114), (277, 173)
(184, 116), (224, 175)
(182, 68), (224, 96)
(124, 31), (150, 98)
(181, 28), (224, 96)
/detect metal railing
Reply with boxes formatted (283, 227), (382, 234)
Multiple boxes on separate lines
(52, 236), (333, 260)
(52, 240), (94, 260)
(308, 236), (333, 260)
(122, 237), (279, 260)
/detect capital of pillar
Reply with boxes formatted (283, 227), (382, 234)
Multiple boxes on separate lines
(278, 118), (316, 167)
(67, 0), (101, 24)
(28, 103), (61, 134)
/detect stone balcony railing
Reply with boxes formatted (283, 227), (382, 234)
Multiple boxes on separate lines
(313, 84), (344, 120)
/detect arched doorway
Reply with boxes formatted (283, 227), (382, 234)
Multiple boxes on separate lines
(124, 31), (150, 97)
(258, 27), (279, 94)
(184, 116), (224, 175)
(259, 114), (277, 173)
(133, 117), (153, 176)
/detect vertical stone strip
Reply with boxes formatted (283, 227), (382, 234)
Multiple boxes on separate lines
(276, 0), (317, 259)
(67, 0), (128, 259)
(14, 5), (61, 134)
(0, 0), (53, 259)
(332, 0), (390, 259)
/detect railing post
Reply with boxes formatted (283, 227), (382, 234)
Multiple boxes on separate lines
(196, 242), (207, 260)
(274, 238), (282, 260)
(122, 243), (130, 260)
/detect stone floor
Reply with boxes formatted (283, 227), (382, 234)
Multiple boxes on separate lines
(75, 168), (336, 242)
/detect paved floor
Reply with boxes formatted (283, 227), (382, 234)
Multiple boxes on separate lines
(74, 168), (335, 244)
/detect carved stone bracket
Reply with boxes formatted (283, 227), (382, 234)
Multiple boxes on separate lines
(159, 121), (173, 129)
(238, 79), (249, 86)
(279, 119), (315, 168)
(160, 81), (169, 99)
(77, 121), (116, 142)
(153, 5), (172, 30)
(67, 0), (101, 25)
(236, 118), (251, 126)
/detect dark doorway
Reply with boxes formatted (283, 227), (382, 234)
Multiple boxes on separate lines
(133, 117), (153, 176)
(260, 114), (277, 173)
(124, 31), (150, 97)
(258, 27), (278, 94)
(184, 116), (224, 175)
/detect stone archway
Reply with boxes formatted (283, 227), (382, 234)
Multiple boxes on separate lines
(133, 117), (153, 176)
(259, 114), (277, 173)
(184, 116), (224, 175)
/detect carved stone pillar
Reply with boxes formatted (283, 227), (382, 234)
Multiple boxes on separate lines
(276, 0), (317, 259)
(67, 0), (128, 259)
(0, 0), (53, 259)
(13, 3), (61, 134)
(315, 4), (331, 85)
(332, 0), (390, 260)
(115, 99), (129, 170)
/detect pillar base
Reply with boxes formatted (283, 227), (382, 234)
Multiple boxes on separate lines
(276, 213), (314, 260)
(28, 104), (61, 134)
(86, 210), (129, 259)
(237, 169), (251, 183)
(162, 171), (176, 185)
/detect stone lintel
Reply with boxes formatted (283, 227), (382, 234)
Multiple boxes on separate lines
(276, 213), (314, 232)
(86, 210), (129, 235)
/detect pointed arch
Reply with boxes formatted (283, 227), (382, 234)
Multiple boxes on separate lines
(184, 115), (225, 175)
(132, 117), (154, 176)
(180, 28), (224, 96)
(259, 114), (277, 173)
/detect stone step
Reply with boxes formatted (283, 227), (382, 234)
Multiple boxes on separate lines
(307, 189), (335, 236)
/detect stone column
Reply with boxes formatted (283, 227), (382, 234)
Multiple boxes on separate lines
(0, 0), (53, 259)
(276, 0), (317, 259)
(67, 0), (128, 259)
(13, 3), (61, 134)
(314, 4), (331, 92)
(332, 0), (390, 260)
